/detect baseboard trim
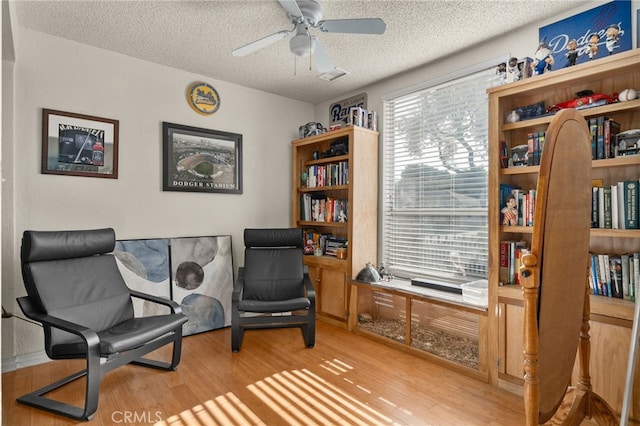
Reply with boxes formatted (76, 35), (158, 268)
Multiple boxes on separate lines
(2, 351), (49, 372)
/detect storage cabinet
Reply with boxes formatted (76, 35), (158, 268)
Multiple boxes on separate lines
(487, 49), (640, 418)
(306, 259), (348, 323)
(291, 126), (378, 328)
(350, 280), (488, 380)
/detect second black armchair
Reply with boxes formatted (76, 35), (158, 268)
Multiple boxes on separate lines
(232, 228), (315, 352)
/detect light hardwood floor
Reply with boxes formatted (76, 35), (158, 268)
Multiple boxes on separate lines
(0, 321), (624, 425)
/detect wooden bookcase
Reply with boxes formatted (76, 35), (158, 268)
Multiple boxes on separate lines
(487, 49), (640, 418)
(291, 126), (378, 328)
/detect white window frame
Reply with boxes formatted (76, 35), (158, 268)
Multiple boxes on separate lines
(381, 57), (506, 285)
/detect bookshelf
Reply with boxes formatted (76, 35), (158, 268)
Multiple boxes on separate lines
(291, 126), (378, 328)
(487, 49), (640, 417)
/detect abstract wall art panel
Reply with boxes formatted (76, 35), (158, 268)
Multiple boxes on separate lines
(114, 238), (171, 317)
(170, 235), (233, 336)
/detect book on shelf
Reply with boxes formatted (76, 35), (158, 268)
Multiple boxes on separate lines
(609, 255), (623, 298)
(596, 116), (605, 160)
(632, 257), (636, 302)
(589, 118), (598, 160)
(598, 187), (612, 229)
(621, 254), (631, 300)
(611, 185), (619, 230)
(622, 180), (639, 229)
(591, 179), (603, 228)
(604, 118), (621, 159)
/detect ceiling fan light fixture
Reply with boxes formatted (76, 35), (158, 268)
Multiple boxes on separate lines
(289, 33), (316, 56)
(317, 67), (349, 82)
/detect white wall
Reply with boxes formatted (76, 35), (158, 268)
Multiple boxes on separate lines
(2, 27), (314, 363)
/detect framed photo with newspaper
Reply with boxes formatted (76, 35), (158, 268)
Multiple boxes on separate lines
(41, 109), (119, 178)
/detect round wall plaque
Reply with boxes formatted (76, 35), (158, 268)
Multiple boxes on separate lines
(186, 82), (221, 116)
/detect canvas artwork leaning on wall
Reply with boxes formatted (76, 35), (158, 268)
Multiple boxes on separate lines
(114, 235), (234, 336)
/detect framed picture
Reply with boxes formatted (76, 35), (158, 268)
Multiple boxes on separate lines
(162, 122), (242, 194)
(42, 109), (119, 178)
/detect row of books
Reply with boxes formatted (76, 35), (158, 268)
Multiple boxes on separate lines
(588, 252), (638, 301)
(501, 178), (639, 229)
(300, 194), (348, 223)
(526, 131), (546, 166)
(303, 230), (347, 256)
(501, 116), (632, 169)
(592, 179), (639, 229)
(499, 184), (536, 227)
(499, 240), (529, 285)
(305, 162), (349, 188)
(588, 116), (620, 160)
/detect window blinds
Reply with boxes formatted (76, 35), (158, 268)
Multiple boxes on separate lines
(382, 65), (502, 283)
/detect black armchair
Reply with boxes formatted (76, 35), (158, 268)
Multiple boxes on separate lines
(232, 228), (315, 352)
(16, 228), (187, 421)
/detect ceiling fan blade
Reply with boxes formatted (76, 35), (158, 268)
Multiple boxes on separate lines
(313, 38), (335, 73)
(278, 0), (303, 19)
(318, 18), (386, 34)
(231, 30), (291, 57)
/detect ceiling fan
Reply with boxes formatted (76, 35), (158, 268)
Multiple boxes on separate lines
(231, 0), (386, 74)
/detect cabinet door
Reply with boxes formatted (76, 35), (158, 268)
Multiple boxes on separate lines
(498, 302), (524, 380)
(317, 267), (348, 320)
(572, 320), (640, 418)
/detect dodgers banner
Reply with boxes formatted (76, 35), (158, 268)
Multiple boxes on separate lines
(539, 0), (631, 69)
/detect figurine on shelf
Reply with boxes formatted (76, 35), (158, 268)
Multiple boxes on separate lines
(501, 194), (518, 226)
(605, 24), (620, 55)
(565, 39), (578, 66)
(506, 57), (521, 83)
(496, 61), (507, 84)
(588, 33), (600, 59)
(532, 39), (554, 75)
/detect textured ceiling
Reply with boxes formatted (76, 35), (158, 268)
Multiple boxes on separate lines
(11, 0), (584, 104)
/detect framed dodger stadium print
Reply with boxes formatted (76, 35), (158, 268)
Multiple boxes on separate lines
(42, 109), (119, 178)
(162, 122), (242, 194)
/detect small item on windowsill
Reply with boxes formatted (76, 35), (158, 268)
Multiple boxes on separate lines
(355, 262), (381, 283)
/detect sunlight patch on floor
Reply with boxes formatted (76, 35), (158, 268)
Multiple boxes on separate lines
(158, 392), (265, 426)
(157, 367), (409, 425)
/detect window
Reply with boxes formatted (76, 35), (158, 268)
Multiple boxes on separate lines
(382, 61), (503, 283)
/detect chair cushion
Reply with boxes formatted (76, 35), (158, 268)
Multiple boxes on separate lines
(24, 255), (134, 336)
(51, 314), (188, 357)
(239, 297), (310, 313)
(242, 248), (305, 301)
